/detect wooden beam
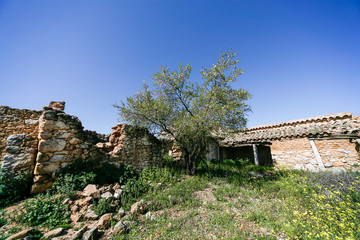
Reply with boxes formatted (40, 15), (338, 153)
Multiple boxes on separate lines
(309, 140), (325, 171)
(252, 144), (259, 166)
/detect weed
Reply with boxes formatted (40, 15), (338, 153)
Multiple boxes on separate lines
(0, 170), (31, 208)
(18, 193), (70, 229)
(93, 198), (114, 216)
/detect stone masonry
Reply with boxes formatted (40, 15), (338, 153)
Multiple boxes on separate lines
(220, 112), (360, 172)
(1, 102), (164, 193)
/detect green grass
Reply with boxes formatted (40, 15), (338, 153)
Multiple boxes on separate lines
(1, 158), (359, 240)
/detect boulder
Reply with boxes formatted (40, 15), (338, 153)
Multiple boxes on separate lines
(82, 184), (100, 198)
(130, 200), (145, 215)
(85, 209), (99, 220)
(98, 213), (112, 230)
(83, 226), (98, 240)
(118, 207), (125, 218)
(101, 192), (114, 200)
(43, 228), (63, 239)
(113, 220), (130, 235)
(113, 189), (123, 199)
(71, 225), (88, 240)
(70, 212), (82, 223)
(6, 228), (33, 240)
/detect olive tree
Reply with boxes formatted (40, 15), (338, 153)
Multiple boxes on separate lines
(114, 50), (251, 174)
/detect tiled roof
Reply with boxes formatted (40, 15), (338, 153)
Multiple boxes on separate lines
(220, 113), (360, 146)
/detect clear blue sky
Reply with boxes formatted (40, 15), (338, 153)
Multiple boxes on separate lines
(0, 0), (359, 134)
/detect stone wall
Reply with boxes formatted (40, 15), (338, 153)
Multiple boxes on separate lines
(31, 103), (93, 193)
(0, 102), (165, 193)
(96, 124), (163, 171)
(0, 106), (42, 163)
(271, 138), (360, 172)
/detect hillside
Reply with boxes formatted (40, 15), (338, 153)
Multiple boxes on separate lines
(1, 159), (360, 239)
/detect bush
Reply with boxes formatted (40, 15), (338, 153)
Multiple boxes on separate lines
(92, 198), (114, 216)
(51, 172), (96, 199)
(57, 158), (137, 185)
(18, 193), (70, 229)
(0, 170), (31, 208)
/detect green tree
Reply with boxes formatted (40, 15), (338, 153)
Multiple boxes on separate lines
(114, 50), (251, 174)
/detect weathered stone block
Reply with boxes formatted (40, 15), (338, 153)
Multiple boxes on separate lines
(5, 146), (20, 153)
(7, 134), (26, 146)
(36, 152), (50, 163)
(38, 139), (66, 152)
(2, 153), (34, 171)
(49, 154), (67, 162)
(34, 162), (60, 175)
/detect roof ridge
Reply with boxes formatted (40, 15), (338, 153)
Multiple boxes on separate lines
(249, 112), (353, 130)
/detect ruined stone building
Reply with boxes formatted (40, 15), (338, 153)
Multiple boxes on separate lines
(1, 101), (360, 193)
(0, 102), (163, 193)
(219, 112), (360, 172)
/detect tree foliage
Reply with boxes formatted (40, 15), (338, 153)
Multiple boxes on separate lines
(114, 50), (251, 174)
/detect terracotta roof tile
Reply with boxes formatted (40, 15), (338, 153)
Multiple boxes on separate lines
(220, 113), (360, 146)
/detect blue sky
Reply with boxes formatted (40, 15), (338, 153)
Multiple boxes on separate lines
(0, 0), (359, 134)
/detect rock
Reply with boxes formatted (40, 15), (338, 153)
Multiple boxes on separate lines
(43, 228), (63, 239)
(30, 181), (53, 194)
(7, 134), (26, 146)
(332, 161), (345, 167)
(82, 184), (100, 198)
(62, 198), (71, 205)
(118, 207), (125, 218)
(130, 200), (145, 215)
(293, 164), (304, 170)
(75, 196), (92, 207)
(38, 139), (66, 152)
(82, 226), (98, 240)
(101, 192), (114, 200)
(6, 228), (33, 240)
(305, 164), (317, 172)
(330, 167), (346, 173)
(112, 183), (121, 190)
(49, 101), (65, 110)
(36, 152), (50, 162)
(113, 189), (122, 199)
(71, 226), (88, 239)
(145, 212), (156, 220)
(5, 146), (20, 153)
(2, 153), (34, 171)
(49, 155), (67, 162)
(69, 137), (81, 145)
(113, 220), (129, 235)
(98, 213), (112, 230)
(85, 209), (99, 220)
(33, 162), (60, 175)
(70, 212), (82, 223)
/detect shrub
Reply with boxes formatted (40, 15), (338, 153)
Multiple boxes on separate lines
(52, 172), (96, 199)
(162, 154), (175, 167)
(18, 193), (70, 229)
(57, 158), (137, 185)
(0, 170), (31, 208)
(92, 198), (114, 216)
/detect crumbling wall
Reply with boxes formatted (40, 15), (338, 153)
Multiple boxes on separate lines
(0, 106), (41, 164)
(0, 102), (165, 193)
(31, 103), (93, 193)
(96, 124), (163, 170)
